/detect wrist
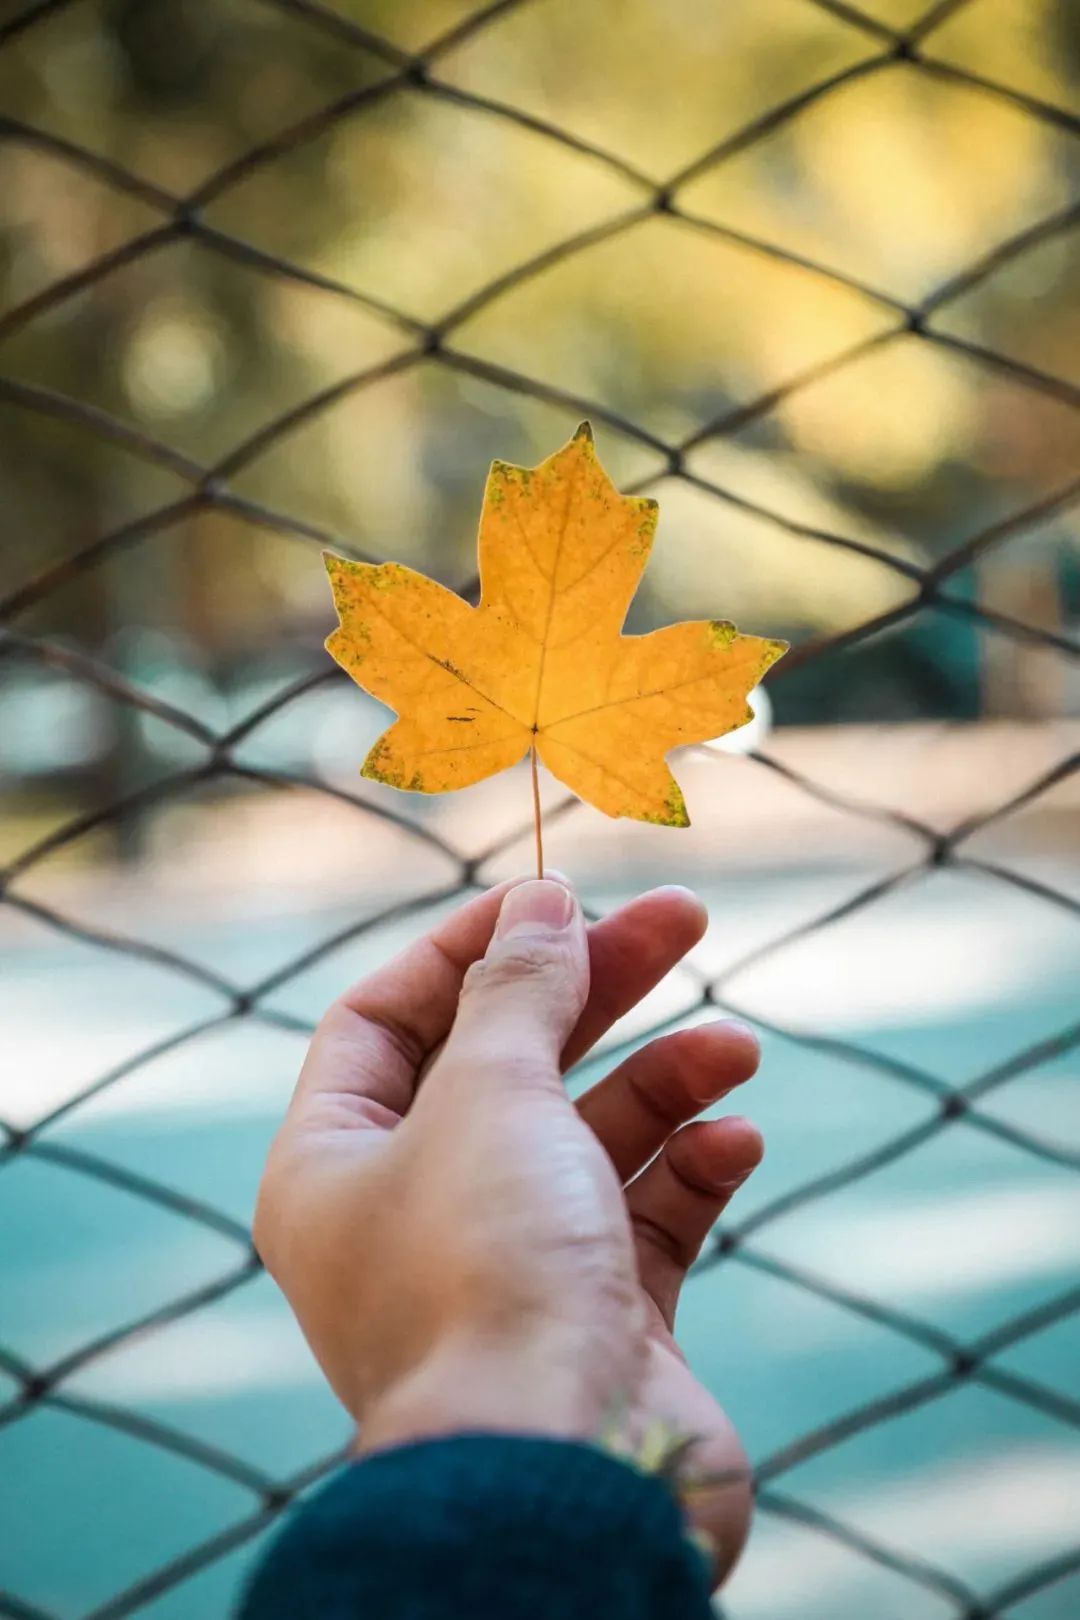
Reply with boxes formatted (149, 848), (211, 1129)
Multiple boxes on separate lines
(357, 1322), (643, 1456)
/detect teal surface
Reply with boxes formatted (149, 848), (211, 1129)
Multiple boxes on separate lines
(2, 874), (1078, 1620)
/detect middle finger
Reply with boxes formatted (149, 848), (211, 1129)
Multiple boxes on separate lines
(576, 1020), (759, 1182)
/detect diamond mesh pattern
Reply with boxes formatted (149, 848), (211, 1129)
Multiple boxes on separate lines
(1, 1), (1078, 1616)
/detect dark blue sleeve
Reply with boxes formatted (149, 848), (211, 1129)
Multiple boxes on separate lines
(239, 1434), (713, 1619)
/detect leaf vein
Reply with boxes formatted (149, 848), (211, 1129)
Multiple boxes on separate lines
(407, 730), (526, 760)
(548, 643), (771, 728)
(505, 495), (552, 584)
(362, 592), (518, 723)
(557, 524), (634, 599)
(530, 453), (585, 727)
(540, 734), (663, 803)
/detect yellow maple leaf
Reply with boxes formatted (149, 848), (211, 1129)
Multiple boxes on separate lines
(324, 423), (787, 827)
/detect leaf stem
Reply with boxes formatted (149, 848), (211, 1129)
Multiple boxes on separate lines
(530, 742), (544, 879)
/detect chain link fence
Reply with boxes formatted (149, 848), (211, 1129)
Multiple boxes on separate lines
(1, 0), (1078, 1616)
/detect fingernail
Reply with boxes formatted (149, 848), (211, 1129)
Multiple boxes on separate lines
(497, 879), (575, 938)
(713, 1169), (753, 1193)
(724, 1019), (758, 1044)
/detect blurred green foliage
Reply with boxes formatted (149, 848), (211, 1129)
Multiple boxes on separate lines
(1, 0), (1078, 731)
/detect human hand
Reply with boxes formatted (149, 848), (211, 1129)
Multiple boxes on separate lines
(255, 878), (762, 1577)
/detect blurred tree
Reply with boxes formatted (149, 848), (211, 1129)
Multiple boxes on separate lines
(0, 0), (1076, 754)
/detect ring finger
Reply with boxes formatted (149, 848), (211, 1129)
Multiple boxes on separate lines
(576, 1020), (759, 1183)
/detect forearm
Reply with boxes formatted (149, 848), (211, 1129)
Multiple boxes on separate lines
(239, 1436), (713, 1620)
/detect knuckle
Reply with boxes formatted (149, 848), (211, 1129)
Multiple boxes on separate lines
(461, 939), (565, 997)
(631, 1209), (698, 1273)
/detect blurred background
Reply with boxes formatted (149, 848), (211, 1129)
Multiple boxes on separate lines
(1, 0), (1079, 1616)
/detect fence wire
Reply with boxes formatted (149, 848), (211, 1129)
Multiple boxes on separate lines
(0, 0), (1078, 1616)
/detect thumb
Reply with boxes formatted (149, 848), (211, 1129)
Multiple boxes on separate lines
(436, 879), (589, 1085)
